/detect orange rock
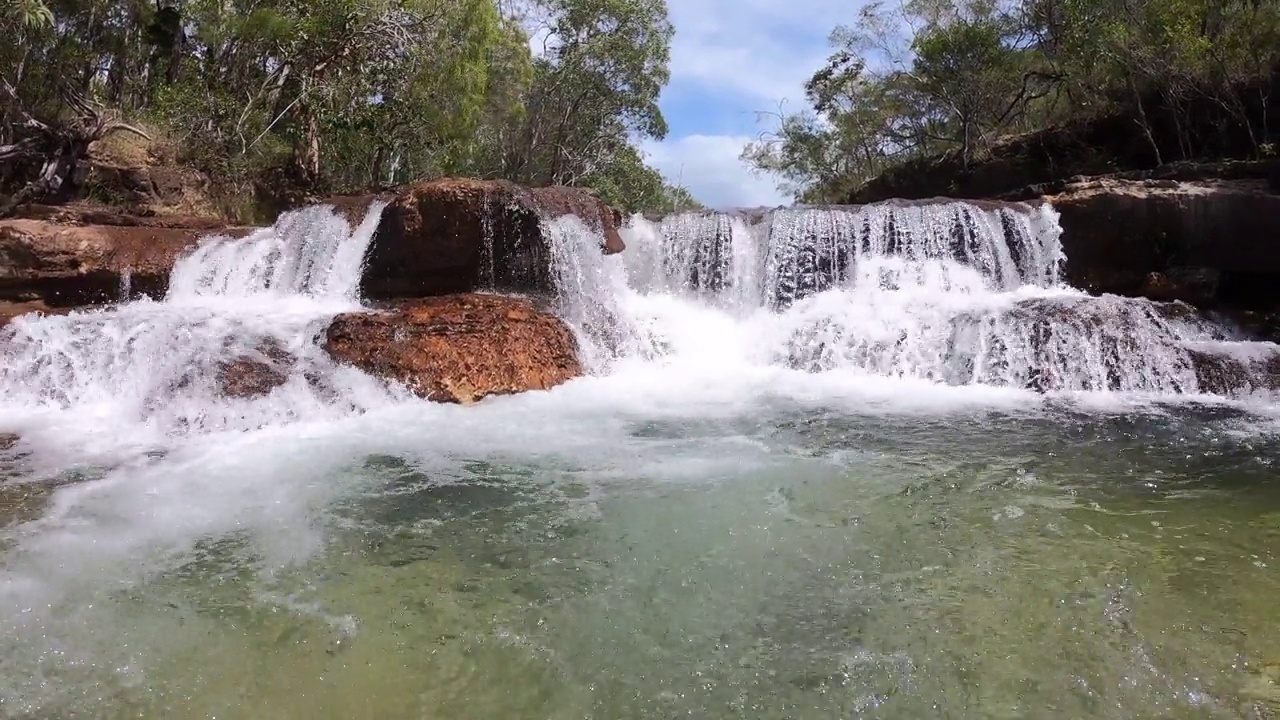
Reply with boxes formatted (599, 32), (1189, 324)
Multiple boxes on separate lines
(0, 218), (253, 306)
(324, 294), (582, 403)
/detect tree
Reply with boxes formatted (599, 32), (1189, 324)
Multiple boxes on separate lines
(1, 0), (690, 217)
(505, 0), (674, 187)
(745, 0), (1280, 202)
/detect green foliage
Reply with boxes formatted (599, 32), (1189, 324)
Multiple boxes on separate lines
(504, 0), (673, 193)
(2, 0), (54, 30)
(1, 0), (687, 216)
(745, 0), (1280, 202)
(579, 142), (701, 213)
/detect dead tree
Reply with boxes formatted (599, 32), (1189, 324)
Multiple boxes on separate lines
(1, 76), (151, 217)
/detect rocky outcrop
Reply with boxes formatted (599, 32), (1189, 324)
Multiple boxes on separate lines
(0, 217), (250, 306)
(324, 294), (582, 403)
(358, 179), (625, 300)
(1044, 177), (1280, 312)
(83, 162), (216, 219)
(2, 179), (627, 308)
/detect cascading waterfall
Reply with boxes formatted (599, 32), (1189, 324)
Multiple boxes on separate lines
(0, 203), (395, 439)
(168, 204), (385, 300)
(0, 192), (1275, 451)
(612, 200), (1279, 396)
(623, 212), (766, 310)
(761, 202), (1064, 309)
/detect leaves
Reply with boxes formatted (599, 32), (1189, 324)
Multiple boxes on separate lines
(1, 0), (686, 214)
(746, 0), (1280, 202)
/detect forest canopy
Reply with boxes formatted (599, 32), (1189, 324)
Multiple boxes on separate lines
(743, 0), (1280, 203)
(0, 0), (700, 216)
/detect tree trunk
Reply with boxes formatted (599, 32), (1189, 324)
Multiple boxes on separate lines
(371, 144), (388, 187)
(293, 105), (322, 187)
(1128, 74), (1163, 166)
(0, 139), (88, 217)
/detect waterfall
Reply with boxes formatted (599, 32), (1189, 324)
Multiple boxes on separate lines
(0, 192), (1276, 442)
(168, 203), (385, 301)
(0, 203), (394, 437)
(613, 200), (1279, 396)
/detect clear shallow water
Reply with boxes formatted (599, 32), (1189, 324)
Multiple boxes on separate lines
(3, 390), (1280, 719)
(3, 201), (1280, 718)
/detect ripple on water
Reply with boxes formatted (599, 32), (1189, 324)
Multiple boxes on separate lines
(1, 399), (1280, 718)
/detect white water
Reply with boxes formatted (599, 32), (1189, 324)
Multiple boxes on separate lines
(0, 204), (397, 461)
(4, 197), (1270, 448)
(562, 203), (1271, 396)
(2, 197), (1280, 717)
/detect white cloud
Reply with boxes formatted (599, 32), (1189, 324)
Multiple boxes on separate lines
(666, 0), (858, 105)
(641, 135), (789, 210)
(642, 0), (867, 208)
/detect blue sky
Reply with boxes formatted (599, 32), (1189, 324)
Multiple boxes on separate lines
(641, 0), (859, 209)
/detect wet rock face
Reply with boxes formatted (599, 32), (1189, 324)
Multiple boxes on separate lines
(1189, 350), (1280, 396)
(323, 294), (582, 404)
(358, 179), (625, 300)
(0, 218), (253, 307)
(1047, 179), (1280, 310)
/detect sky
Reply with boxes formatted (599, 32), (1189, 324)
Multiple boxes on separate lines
(642, 0), (859, 209)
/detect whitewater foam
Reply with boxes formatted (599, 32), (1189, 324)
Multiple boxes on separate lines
(0, 203), (396, 454)
(4, 195), (1280, 718)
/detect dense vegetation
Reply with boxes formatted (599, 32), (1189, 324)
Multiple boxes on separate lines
(744, 0), (1280, 203)
(0, 0), (699, 217)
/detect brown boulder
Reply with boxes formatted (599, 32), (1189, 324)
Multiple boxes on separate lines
(359, 179), (625, 300)
(324, 294), (582, 403)
(0, 218), (248, 306)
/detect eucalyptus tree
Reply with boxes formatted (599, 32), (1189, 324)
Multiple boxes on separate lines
(0, 0), (695, 214)
(507, 0), (673, 188)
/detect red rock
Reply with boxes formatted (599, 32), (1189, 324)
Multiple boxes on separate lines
(358, 179), (626, 300)
(323, 294), (582, 403)
(0, 218), (253, 306)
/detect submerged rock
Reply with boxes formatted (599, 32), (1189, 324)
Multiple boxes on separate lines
(215, 342), (294, 399)
(323, 294), (581, 403)
(357, 179), (625, 299)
